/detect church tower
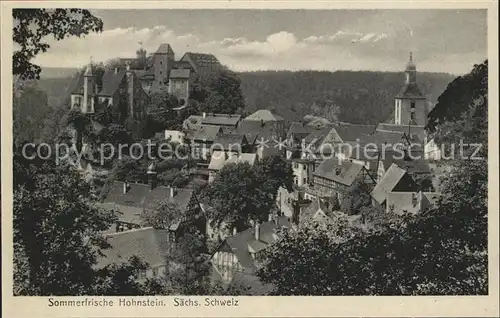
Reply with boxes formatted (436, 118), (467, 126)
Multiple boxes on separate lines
(82, 62), (95, 114)
(394, 52), (427, 126)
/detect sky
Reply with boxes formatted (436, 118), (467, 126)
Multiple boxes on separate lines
(32, 9), (488, 75)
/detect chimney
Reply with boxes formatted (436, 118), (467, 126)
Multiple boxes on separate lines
(335, 167), (342, 175)
(114, 67), (118, 74)
(126, 61), (131, 71)
(123, 182), (129, 194)
(147, 163), (157, 191)
(255, 222), (260, 241)
(268, 213), (273, 222)
(412, 192), (418, 207)
(202, 112), (206, 118)
(233, 227), (237, 235)
(170, 187), (175, 198)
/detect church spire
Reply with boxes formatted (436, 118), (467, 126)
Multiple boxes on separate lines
(405, 52), (416, 83)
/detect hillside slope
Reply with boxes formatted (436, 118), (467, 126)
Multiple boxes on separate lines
(238, 71), (456, 124)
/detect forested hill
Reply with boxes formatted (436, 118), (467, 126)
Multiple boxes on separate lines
(34, 68), (456, 125)
(238, 70), (456, 124)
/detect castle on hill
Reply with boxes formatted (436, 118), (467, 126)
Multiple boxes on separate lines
(70, 43), (223, 118)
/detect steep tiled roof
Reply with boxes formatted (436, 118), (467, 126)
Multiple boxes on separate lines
(380, 157), (431, 175)
(313, 158), (364, 186)
(230, 120), (280, 144)
(192, 125), (222, 142)
(155, 43), (175, 55)
(286, 122), (316, 140)
(200, 114), (241, 127)
(386, 192), (421, 214)
(169, 69), (191, 79)
(245, 110), (284, 122)
(334, 122), (377, 142)
(213, 133), (247, 151)
(96, 227), (171, 268)
(103, 181), (194, 217)
(208, 151), (257, 171)
(100, 69), (126, 96)
(376, 123), (426, 143)
(421, 192), (440, 211)
(300, 197), (330, 223)
(396, 82), (426, 99)
(371, 163), (407, 205)
(181, 52), (221, 72)
(70, 73), (85, 95)
(222, 217), (293, 271)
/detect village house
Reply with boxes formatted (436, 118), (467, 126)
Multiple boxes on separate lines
(386, 191), (441, 215)
(100, 165), (204, 239)
(229, 118), (282, 160)
(299, 197), (363, 228)
(96, 227), (174, 282)
(210, 216), (293, 294)
(211, 133), (250, 154)
(370, 163), (418, 208)
(243, 109), (286, 139)
(376, 153), (432, 184)
(70, 62), (148, 121)
(207, 151), (257, 183)
(188, 125), (224, 161)
(184, 113), (242, 133)
(306, 158), (375, 203)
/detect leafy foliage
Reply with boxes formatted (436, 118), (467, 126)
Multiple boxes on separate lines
(257, 61), (488, 296)
(202, 155), (294, 230)
(140, 199), (183, 230)
(13, 150), (159, 295)
(190, 70), (245, 114)
(240, 70), (455, 125)
(340, 178), (373, 215)
(13, 9), (103, 80)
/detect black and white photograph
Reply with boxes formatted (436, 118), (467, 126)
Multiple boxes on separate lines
(3, 2), (498, 313)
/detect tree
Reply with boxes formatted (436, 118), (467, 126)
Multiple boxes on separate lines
(13, 84), (50, 145)
(140, 199), (183, 230)
(340, 178), (373, 215)
(13, 9), (103, 80)
(13, 153), (156, 295)
(190, 70), (245, 114)
(254, 155), (294, 198)
(202, 162), (272, 231)
(167, 228), (212, 295)
(108, 156), (147, 183)
(257, 62), (488, 296)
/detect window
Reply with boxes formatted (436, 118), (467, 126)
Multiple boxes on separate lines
(303, 178), (307, 184)
(152, 267), (158, 277)
(293, 163), (299, 169)
(160, 61), (163, 65)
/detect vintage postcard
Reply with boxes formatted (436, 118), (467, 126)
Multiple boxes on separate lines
(1, 1), (499, 317)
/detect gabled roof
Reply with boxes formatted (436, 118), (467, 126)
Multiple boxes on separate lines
(300, 197), (330, 223)
(155, 43), (175, 55)
(230, 119), (281, 144)
(103, 181), (195, 217)
(313, 158), (364, 186)
(212, 133), (248, 151)
(181, 52), (221, 72)
(208, 151), (257, 171)
(376, 123), (426, 143)
(379, 156), (431, 175)
(100, 69), (127, 96)
(396, 82), (426, 99)
(334, 122), (377, 142)
(245, 109), (284, 122)
(371, 163), (408, 205)
(192, 125), (222, 142)
(286, 122), (316, 140)
(222, 217), (293, 271)
(200, 113), (241, 127)
(169, 69), (191, 79)
(96, 227), (171, 269)
(386, 192), (421, 215)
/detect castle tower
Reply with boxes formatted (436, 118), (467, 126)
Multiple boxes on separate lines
(153, 43), (175, 87)
(394, 52), (427, 126)
(82, 61), (95, 113)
